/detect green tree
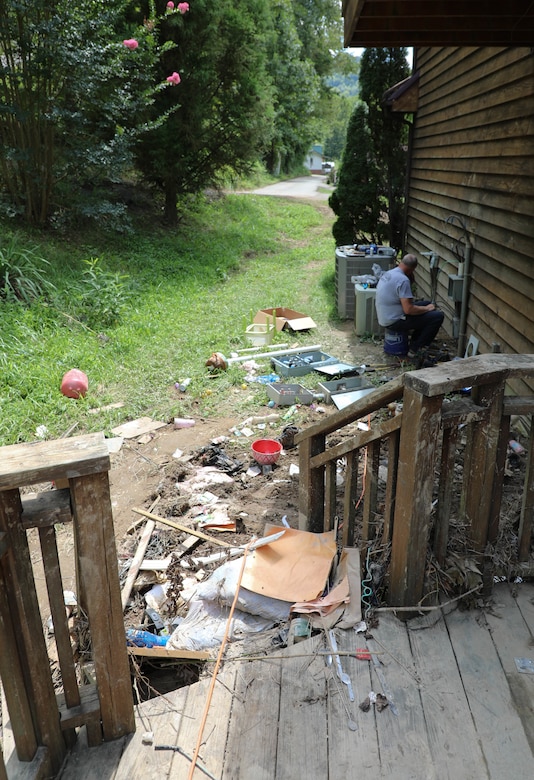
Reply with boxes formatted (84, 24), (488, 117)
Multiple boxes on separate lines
(0, 0), (161, 227)
(135, 0), (274, 224)
(359, 48), (409, 248)
(263, 0), (319, 175)
(330, 48), (409, 248)
(329, 104), (380, 245)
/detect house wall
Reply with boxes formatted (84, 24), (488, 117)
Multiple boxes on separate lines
(304, 150), (324, 174)
(404, 47), (534, 392)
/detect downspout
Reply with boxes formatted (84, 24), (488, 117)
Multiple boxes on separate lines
(457, 241), (472, 358)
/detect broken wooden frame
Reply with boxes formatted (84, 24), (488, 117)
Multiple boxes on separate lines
(0, 433), (135, 779)
(295, 354), (534, 608)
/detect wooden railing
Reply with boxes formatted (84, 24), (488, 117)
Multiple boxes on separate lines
(0, 433), (135, 779)
(295, 354), (534, 608)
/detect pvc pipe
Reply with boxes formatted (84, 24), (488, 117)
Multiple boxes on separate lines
(457, 242), (472, 358)
(226, 344), (322, 365)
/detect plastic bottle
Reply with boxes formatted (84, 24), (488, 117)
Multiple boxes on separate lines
(174, 417), (195, 429)
(509, 440), (525, 455)
(126, 628), (169, 648)
(175, 378), (191, 392)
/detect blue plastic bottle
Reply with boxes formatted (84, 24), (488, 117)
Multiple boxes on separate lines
(126, 628), (169, 648)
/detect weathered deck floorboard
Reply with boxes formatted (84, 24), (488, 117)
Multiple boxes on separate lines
(5, 583), (534, 779)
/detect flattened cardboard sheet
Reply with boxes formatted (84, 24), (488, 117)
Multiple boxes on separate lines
(241, 523), (336, 602)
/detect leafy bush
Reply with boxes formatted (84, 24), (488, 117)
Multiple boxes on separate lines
(0, 234), (56, 303)
(72, 257), (130, 329)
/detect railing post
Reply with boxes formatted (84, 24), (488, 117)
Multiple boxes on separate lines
(461, 380), (506, 551)
(298, 432), (326, 533)
(389, 386), (442, 607)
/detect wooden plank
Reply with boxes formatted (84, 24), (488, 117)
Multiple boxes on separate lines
(440, 398), (488, 427)
(503, 397), (534, 416)
(0, 489), (66, 773)
(223, 654), (282, 779)
(462, 380), (505, 551)
(389, 388), (443, 607)
(381, 430), (399, 544)
(484, 585), (534, 753)
(324, 460), (337, 533)
(0, 563), (37, 762)
(39, 526), (80, 709)
(4, 746), (51, 780)
(71, 472), (135, 741)
(0, 743), (6, 780)
(408, 611), (489, 778)
(488, 414), (510, 549)
(127, 646), (210, 661)
(56, 685), (100, 731)
(55, 729), (125, 780)
(171, 664), (237, 779)
(114, 686), (189, 779)
(515, 582), (534, 633)
(327, 627), (377, 779)
(310, 414), (402, 469)
(20, 489), (72, 529)
(342, 451), (358, 547)
(298, 433), (326, 533)
(0, 432), (109, 490)
(444, 603), (534, 777)
(275, 638), (328, 780)
(434, 425), (459, 564)
(405, 354), (534, 398)
(132, 507), (234, 549)
(121, 520), (156, 610)
(361, 440), (380, 542)
(367, 613), (435, 778)
(294, 375), (405, 443)
(518, 417), (534, 561)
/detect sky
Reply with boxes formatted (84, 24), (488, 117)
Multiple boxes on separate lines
(348, 47), (414, 67)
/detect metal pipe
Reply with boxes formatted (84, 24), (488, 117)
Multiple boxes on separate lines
(457, 240), (472, 357)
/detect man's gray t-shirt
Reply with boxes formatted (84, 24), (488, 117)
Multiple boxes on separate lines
(375, 267), (413, 327)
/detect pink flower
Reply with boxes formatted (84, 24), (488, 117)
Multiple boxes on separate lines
(178, 2), (189, 13)
(167, 1), (175, 7)
(166, 72), (181, 85)
(123, 39), (139, 50)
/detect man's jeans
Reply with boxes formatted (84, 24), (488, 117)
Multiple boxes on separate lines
(387, 301), (444, 351)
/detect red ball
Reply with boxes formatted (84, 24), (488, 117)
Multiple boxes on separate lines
(61, 369), (88, 399)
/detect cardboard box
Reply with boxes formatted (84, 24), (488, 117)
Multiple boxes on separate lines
(253, 307), (317, 332)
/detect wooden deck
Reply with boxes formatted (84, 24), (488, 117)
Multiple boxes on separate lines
(8, 581), (523, 779)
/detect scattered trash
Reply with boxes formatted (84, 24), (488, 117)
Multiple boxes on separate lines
(174, 417), (196, 429)
(141, 731), (154, 745)
(126, 628), (169, 648)
(515, 657), (534, 674)
(276, 425), (299, 450)
(193, 444), (243, 474)
(175, 378), (192, 392)
(509, 440), (525, 455)
(172, 447), (184, 459)
(112, 417), (166, 438)
(359, 691), (389, 712)
(35, 424), (49, 439)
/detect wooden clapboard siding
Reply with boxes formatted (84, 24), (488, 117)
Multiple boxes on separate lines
(405, 46), (534, 399)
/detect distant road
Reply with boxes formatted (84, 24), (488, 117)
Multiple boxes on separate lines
(250, 174), (334, 201)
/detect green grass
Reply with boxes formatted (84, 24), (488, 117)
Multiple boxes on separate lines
(0, 194), (339, 445)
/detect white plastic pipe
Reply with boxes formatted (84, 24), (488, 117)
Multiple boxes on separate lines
(226, 344), (322, 365)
